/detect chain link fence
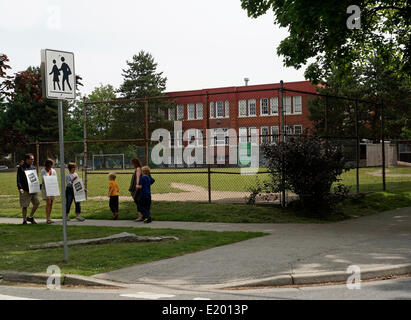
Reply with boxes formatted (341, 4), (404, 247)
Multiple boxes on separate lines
(3, 84), (408, 206)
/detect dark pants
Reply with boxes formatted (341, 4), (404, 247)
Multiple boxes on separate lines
(66, 186), (81, 215)
(138, 197), (151, 219)
(109, 196), (119, 214)
(132, 191), (141, 212)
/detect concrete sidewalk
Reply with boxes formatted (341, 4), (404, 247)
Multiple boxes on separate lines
(1, 206), (411, 288)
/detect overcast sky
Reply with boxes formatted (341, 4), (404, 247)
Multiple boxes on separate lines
(1, 0), (308, 95)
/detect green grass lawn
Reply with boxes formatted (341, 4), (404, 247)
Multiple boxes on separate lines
(1, 167), (410, 223)
(0, 224), (265, 276)
(2, 167), (411, 196)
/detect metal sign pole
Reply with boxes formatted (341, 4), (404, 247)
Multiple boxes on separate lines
(58, 99), (69, 262)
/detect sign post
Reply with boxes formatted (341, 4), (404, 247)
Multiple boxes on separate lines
(41, 49), (76, 262)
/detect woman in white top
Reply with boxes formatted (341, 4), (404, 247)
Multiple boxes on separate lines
(41, 159), (57, 224)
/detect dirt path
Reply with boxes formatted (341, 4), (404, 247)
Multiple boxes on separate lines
(366, 169), (411, 178)
(87, 183), (290, 204)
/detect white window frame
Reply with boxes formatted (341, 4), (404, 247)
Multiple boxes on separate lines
(209, 102), (215, 118)
(260, 126), (269, 143)
(271, 126), (279, 142)
(260, 98), (269, 116)
(248, 99), (256, 116)
(187, 104), (195, 120)
(285, 125), (292, 135)
(284, 97), (291, 115)
(216, 101), (224, 118)
(196, 103), (203, 120)
(212, 128), (229, 146)
(294, 125), (302, 135)
(239, 127), (247, 143)
(168, 107), (175, 121)
(176, 104), (184, 120)
(224, 101), (229, 118)
(293, 96), (302, 114)
(270, 97), (279, 115)
(249, 127), (258, 144)
(238, 100), (247, 117)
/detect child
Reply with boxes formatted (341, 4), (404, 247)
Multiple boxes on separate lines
(108, 173), (119, 220)
(136, 166), (154, 223)
(65, 162), (86, 222)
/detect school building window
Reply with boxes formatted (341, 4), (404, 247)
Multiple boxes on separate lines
(270, 97), (279, 115)
(209, 102), (215, 118)
(260, 98), (269, 115)
(284, 97), (291, 115)
(294, 125), (302, 135)
(225, 101), (230, 118)
(248, 99), (257, 116)
(187, 104), (195, 120)
(260, 126), (269, 143)
(293, 96), (302, 114)
(196, 103), (203, 119)
(168, 107), (175, 121)
(212, 128), (229, 146)
(249, 127), (258, 144)
(271, 126), (279, 141)
(285, 125), (292, 135)
(239, 100), (247, 117)
(239, 127), (247, 143)
(216, 101), (224, 118)
(177, 104), (184, 120)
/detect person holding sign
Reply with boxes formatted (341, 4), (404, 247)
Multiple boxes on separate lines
(65, 162), (86, 222)
(41, 159), (58, 224)
(16, 153), (40, 224)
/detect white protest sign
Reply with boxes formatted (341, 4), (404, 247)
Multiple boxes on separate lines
(73, 178), (86, 202)
(43, 175), (60, 197)
(25, 170), (40, 194)
(41, 49), (76, 100)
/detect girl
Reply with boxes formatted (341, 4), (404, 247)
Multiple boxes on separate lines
(41, 159), (57, 224)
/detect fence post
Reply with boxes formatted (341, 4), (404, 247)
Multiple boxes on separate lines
(145, 99), (149, 166)
(381, 102), (386, 191)
(83, 96), (88, 193)
(280, 80), (286, 208)
(35, 140), (40, 174)
(205, 92), (211, 203)
(355, 99), (360, 193)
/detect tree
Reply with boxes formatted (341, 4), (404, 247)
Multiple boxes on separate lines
(113, 51), (172, 140)
(2, 67), (60, 142)
(240, 0), (410, 80)
(0, 54), (14, 103)
(308, 54), (411, 139)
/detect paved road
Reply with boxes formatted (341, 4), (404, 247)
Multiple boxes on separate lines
(1, 277), (411, 300)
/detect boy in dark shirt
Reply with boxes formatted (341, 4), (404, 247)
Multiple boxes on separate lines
(136, 166), (155, 223)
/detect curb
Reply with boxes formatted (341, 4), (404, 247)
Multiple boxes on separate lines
(221, 264), (411, 289)
(0, 271), (125, 288)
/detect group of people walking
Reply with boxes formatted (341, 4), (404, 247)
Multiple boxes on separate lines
(17, 154), (154, 224)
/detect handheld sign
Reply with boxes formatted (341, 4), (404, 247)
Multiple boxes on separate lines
(43, 175), (60, 197)
(41, 49), (76, 100)
(73, 178), (86, 202)
(25, 170), (40, 194)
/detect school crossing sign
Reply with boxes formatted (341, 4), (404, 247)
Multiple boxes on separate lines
(41, 49), (76, 100)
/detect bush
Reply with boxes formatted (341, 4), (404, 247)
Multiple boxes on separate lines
(261, 135), (350, 214)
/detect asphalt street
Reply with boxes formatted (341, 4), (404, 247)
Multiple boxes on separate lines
(1, 277), (411, 300)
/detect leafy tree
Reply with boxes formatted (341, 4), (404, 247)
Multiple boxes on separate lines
(240, 0), (410, 80)
(2, 67), (60, 142)
(114, 51), (172, 141)
(308, 54), (411, 139)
